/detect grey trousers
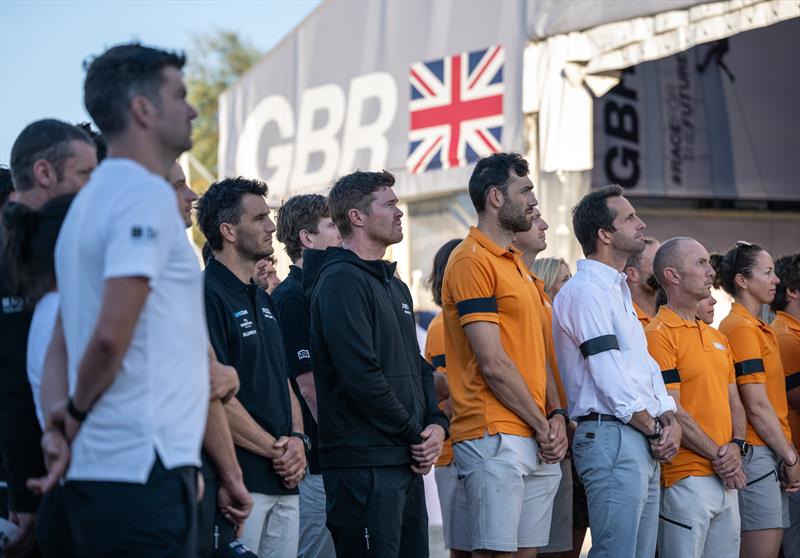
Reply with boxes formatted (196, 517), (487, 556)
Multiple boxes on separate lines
(298, 472), (335, 558)
(572, 420), (660, 558)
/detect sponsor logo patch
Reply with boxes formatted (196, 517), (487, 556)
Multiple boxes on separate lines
(1, 296), (24, 314)
(401, 302), (412, 316)
(130, 225), (158, 243)
(233, 310), (248, 318)
(261, 307), (276, 321)
(713, 341), (726, 351)
(297, 349), (311, 360)
(243, 330), (257, 337)
(240, 319), (253, 329)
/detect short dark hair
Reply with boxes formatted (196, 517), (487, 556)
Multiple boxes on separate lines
(625, 237), (659, 271)
(83, 43), (186, 139)
(0, 166), (12, 208)
(197, 177), (268, 251)
(468, 152), (529, 213)
(709, 253), (723, 289)
(652, 237), (692, 286)
(9, 119), (93, 191)
(425, 239), (461, 307)
(714, 241), (765, 297)
(571, 185), (624, 257)
(328, 170), (394, 238)
(202, 241), (213, 264)
(77, 122), (108, 162)
(772, 253), (800, 312)
(276, 194), (330, 261)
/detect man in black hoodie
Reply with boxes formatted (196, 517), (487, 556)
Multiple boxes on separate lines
(305, 170), (449, 558)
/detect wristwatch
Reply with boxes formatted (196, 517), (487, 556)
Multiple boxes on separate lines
(290, 432), (311, 453)
(645, 417), (663, 441)
(731, 438), (750, 457)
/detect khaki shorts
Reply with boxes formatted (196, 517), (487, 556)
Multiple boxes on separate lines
(540, 458), (573, 553)
(453, 432), (561, 552)
(739, 445), (789, 532)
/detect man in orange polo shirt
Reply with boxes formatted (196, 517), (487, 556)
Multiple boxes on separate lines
(514, 210), (573, 557)
(646, 237), (748, 558)
(442, 152), (567, 558)
(625, 237), (660, 328)
(771, 253), (800, 557)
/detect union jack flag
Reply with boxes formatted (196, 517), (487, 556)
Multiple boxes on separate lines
(407, 44), (504, 175)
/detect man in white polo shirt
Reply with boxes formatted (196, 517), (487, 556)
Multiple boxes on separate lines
(42, 43), (208, 557)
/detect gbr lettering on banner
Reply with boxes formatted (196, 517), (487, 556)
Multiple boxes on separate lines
(235, 72), (398, 193)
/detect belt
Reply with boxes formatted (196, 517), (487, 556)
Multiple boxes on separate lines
(575, 413), (623, 423)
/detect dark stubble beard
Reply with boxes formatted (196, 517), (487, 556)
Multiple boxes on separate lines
(498, 199), (532, 233)
(235, 234), (272, 264)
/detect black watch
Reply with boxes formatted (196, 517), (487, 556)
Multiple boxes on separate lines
(547, 408), (569, 422)
(67, 397), (89, 422)
(732, 438), (750, 457)
(290, 432), (311, 453)
(645, 417), (663, 441)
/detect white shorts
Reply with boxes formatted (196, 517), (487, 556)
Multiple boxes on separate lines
(453, 432), (561, 552)
(434, 464), (468, 551)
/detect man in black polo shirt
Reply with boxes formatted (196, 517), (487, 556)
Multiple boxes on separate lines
(273, 194), (341, 558)
(197, 177), (306, 558)
(305, 170), (449, 557)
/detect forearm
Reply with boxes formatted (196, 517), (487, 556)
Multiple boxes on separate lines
(544, 359), (561, 413)
(71, 337), (123, 412)
(482, 358), (548, 433)
(628, 410), (657, 435)
(729, 387), (748, 440)
(675, 407), (718, 460)
(40, 317), (68, 422)
(224, 397), (280, 459)
(747, 400), (796, 461)
(203, 400), (243, 484)
(289, 381), (303, 433)
(295, 372), (318, 423)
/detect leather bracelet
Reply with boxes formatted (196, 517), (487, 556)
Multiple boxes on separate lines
(67, 397), (89, 422)
(547, 408), (569, 421)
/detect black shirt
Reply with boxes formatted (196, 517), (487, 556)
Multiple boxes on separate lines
(0, 204), (45, 512)
(204, 257), (296, 496)
(271, 265), (320, 475)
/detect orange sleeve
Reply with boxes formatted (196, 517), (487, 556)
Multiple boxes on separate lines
(645, 325), (680, 390)
(424, 314), (446, 372)
(725, 325), (767, 386)
(778, 333), (800, 389)
(445, 254), (499, 327)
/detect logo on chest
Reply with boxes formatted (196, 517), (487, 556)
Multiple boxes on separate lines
(401, 302), (412, 316)
(1, 296), (24, 314)
(261, 307), (277, 321)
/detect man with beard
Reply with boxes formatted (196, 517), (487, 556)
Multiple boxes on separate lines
(646, 237), (747, 558)
(197, 177), (306, 558)
(624, 237), (660, 327)
(441, 153), (567, 558)
(552, 185), (680, 558)
(305, 170), (448, 557)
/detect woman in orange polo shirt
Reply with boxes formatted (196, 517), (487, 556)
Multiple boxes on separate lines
(716, 241), (800, 558)
(424, 238), (468, 558)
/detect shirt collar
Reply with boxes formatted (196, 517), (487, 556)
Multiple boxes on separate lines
(576, 258), (626, 288)
(206, 257), (251, 293)
(655, 305), (699, 330)
(467, 226), (521, 260)
(730, 301), (770, 330)
(776, 310), (800, 332)
(288, 264), (303, 283)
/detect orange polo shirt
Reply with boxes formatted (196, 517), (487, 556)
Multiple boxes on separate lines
(442, 227), (548, 443)
(424, 312), (453, 466)
(772, 311), (800, 449)
(531, 273), (566, 408)
(720, 303), (791, 446)
(646, 307), (735, 486)
(634, 302), (652, 328)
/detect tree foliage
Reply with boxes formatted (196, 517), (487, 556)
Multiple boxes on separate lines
(186, 30), (262, 178)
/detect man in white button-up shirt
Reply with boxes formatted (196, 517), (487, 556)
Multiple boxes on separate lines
(552, 185), (680, 558)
